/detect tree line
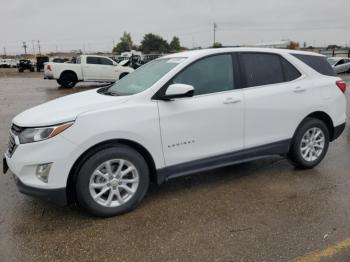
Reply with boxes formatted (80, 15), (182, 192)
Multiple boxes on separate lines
(112, 32), (184, 54)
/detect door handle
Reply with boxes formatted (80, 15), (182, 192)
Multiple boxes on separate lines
(223, 97), (241, 104)
(293, 86), (306, 93)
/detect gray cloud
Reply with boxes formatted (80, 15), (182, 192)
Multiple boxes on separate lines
(1, 0), (349, 54)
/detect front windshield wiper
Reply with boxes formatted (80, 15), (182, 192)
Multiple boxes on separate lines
(97, 86), (120, 96)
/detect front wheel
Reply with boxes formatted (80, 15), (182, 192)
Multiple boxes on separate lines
(288, 118), (329, 169)
(76, 145), (150, 217)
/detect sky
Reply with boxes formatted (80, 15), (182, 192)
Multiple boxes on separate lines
(1, 0), (350, 54)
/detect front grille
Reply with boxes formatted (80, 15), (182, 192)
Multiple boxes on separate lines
(8, 133), (16, 157)
(7, 124), (22, 157)
(11, 124), (23, 136)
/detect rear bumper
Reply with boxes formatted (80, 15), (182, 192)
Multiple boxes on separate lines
(332, 123), (346, 141)
(14, 175), (67, 206)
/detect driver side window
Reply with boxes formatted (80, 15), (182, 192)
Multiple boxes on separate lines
(172, 54), (234, 96)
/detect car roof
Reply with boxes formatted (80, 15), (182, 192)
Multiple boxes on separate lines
(163, 47), (325, 59)
(328, 57), (348, 60)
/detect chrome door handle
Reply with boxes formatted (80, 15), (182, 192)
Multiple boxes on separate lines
(294, 86), (306, 93)
(223, 97), (241, 104)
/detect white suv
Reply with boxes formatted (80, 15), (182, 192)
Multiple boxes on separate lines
(3, 48), (347, 217)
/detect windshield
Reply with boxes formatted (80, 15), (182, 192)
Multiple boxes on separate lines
(327, 58), (338, 66)
(106, 58), (186, 95)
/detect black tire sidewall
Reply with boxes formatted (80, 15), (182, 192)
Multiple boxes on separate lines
(289, 118), (330, 168)
(60, 73), (77, 88)
(76, 146), (150, 217)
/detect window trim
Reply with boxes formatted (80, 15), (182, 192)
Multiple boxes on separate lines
(152, 52), (242, 100)
(237, 52), (303, 89)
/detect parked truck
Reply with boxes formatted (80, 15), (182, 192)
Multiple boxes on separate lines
(44, 55), (134, 88)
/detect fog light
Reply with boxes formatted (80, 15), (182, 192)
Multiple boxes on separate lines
(36, 163), (52, 183)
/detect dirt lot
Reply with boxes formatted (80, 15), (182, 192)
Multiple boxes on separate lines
(0, 68), (350, 262)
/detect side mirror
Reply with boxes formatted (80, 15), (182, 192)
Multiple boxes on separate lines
(161, 84), (194, 100)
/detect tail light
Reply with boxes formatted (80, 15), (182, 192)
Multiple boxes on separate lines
(336, 80), (346, 93)
(47, 64), (52, 71)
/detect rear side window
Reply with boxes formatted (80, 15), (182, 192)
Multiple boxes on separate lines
(292, 54), (336, 76)
(281, 58), (302, 81)
(240, 53), (284, 87)
(86, 57), (100, 65)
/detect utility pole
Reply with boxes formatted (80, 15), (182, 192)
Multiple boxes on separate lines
(213, 22), (217, 46)
(31, 40), (36, 56)
(3, 47), (6, 57)
(37, 40), (41, 55)
(22, 41), (27, 54)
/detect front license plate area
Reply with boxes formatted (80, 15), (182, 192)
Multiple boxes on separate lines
(3, 156), (9, 174)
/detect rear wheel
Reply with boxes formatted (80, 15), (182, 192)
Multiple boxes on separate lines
(59, 72), (77, 88)
(288, 118), (329, 169)
(76, 145), (150, 217)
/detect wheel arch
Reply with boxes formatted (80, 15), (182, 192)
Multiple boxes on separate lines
(295, 111), (335, 141)
(66, 139), (157, 203)
(59, 70), (78, 80)
(119, 72), (129, 80)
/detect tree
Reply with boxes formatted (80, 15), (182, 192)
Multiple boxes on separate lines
(169, 36), (181, 51)
(112, 32), (133, 54)
(141, 33), (169, 53)
(212, 42), (223, 48)
(287, 41), (300, 50)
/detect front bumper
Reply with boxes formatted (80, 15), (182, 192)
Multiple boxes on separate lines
(4, 134), (78, 205)
(14, 174), (67, 206)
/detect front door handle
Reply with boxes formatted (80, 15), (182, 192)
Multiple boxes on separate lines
(223, 97), (241, 104)
(293, 86), (306, 93)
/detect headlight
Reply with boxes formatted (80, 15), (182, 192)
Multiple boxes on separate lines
(18, 122), (74, 144)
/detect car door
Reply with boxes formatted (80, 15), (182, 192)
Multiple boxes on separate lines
(343, 59), (350, 73)
(335, 59), (347, 73)
(83, 56), (101, 80)
(157, 54), (244, 167)
(239, 52), (310, 148)
(98, 57), (119, 81)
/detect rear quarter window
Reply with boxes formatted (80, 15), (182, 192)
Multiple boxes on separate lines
(292, 54), (336, 77)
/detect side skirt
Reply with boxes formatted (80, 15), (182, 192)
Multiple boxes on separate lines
(156, 139), (291, 184)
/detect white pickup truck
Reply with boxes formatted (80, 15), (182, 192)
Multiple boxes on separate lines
(44, 55), (134, 88)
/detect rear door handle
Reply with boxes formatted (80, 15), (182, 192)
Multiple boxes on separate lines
(293, 86), (306, 93)
(223, 97), (241, 104)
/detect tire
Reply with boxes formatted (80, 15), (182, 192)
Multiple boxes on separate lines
(56, 79), (62, 86)
(30, 68), (34, 72)
(59, 72), (77, 88)
(288, 117), (330, 169)
(76, 145), (150, 217)
(119, 72), (129, 80)
(18, 68), (23, 73)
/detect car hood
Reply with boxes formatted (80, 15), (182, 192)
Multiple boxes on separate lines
(13, 89), (130, 127)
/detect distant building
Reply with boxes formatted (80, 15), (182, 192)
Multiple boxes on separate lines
(251, 40), (293, 49)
